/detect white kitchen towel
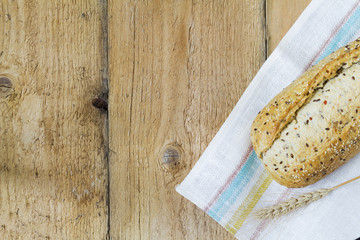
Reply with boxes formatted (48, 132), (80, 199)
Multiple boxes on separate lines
(176, 0), (360, 239)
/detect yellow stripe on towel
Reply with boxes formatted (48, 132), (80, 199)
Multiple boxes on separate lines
(225, 170), (272, 234)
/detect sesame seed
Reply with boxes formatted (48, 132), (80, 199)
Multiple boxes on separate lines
(325, 128), (330, 130)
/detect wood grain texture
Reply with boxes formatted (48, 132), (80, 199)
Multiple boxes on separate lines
(0, 0), (313, 239)
(108, 1), (265, 239)
(267, 0), (312, 54)
(0, 1), (108, 239)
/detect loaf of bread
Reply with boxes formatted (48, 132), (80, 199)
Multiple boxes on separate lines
(251, 38), (360, 188)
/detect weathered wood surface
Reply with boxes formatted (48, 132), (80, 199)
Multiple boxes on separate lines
(0, 1), (108, 239)
(108, 1), (266, 239)
(0, 0), (311, 239)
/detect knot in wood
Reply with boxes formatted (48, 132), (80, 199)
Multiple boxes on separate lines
(0, 77), (12, 89)
(92, 97), (108, 111)
(163, 147), (180, 164)
(162, 144), (182, 167)
(0, 77), (13, 97)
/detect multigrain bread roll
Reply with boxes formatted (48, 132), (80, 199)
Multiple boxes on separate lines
(251, 38), (360, 188)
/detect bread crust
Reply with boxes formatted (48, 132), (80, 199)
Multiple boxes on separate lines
(251, 38), (360, 188)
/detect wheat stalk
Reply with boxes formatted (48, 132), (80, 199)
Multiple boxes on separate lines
(254, 175), (360, 219)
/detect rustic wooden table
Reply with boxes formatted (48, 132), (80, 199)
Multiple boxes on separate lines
(0, 0), (311, 239)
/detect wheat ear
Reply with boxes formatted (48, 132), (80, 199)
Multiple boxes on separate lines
(254, 175), (360, 219)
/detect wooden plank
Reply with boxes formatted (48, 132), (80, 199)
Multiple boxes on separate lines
(108, 1), (265, 239)
(0, 1), (108, 239)
(267, 0), (312, 54)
